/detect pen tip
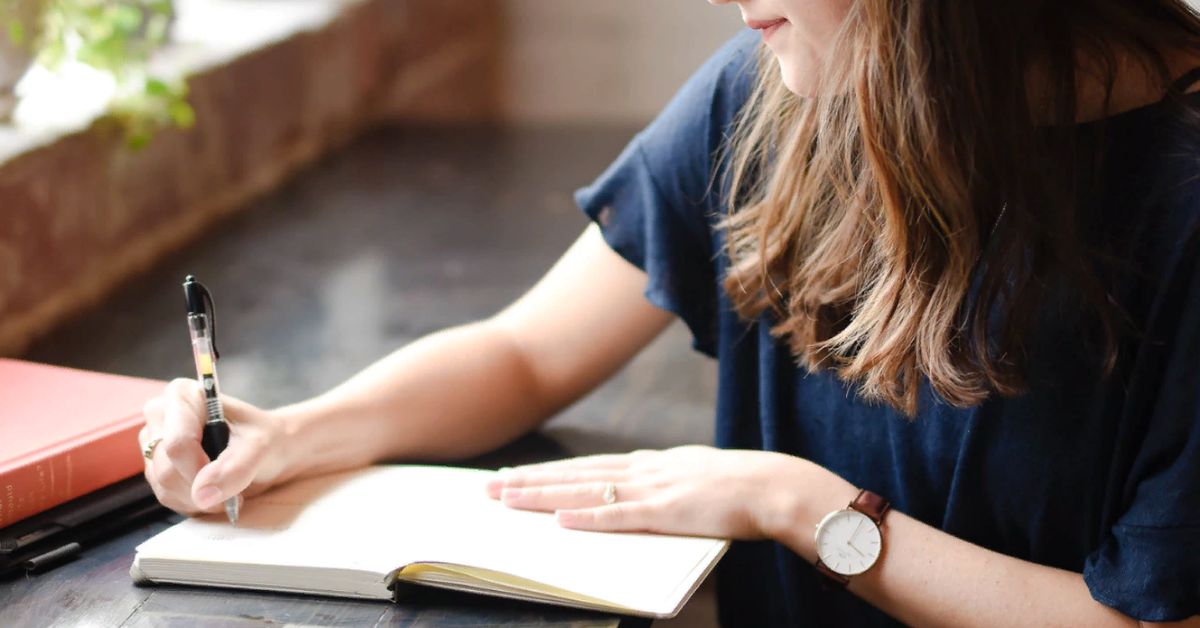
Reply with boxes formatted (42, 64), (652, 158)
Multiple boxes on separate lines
(225, 496), (240, 527)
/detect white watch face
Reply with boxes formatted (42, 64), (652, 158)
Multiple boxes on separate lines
(814, 509), (882, 576)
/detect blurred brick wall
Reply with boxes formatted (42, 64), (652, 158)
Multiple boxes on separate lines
(0, 0), (503, 356)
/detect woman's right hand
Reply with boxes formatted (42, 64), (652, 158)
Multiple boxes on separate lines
(139, 378), (290, 516)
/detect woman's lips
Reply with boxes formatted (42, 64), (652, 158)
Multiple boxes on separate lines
(746, 17), (787, 40)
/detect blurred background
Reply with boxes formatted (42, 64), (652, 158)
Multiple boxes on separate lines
(0, 2), (741, 625)
(501, 1), (742, 123)
(0, 0), (743, 362)
(0, 0), (743, 400)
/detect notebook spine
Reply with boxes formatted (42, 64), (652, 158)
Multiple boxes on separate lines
(0, 418), (144, 528)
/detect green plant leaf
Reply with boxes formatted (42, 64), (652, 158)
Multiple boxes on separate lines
(111, 5), (142, 32)
(144, 77), (170, 97)
(32, 0), (195, 148)
(7, 21), (25, 46)
(125, 127), (151, 149)
(168, 100), (194, 128)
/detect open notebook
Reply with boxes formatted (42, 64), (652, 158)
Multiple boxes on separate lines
(130, 465), (728, 618)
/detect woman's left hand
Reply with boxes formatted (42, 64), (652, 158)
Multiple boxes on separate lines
(484, 445), (839, 541)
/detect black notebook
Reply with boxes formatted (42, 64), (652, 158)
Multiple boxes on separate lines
(2, 476), (164, 577)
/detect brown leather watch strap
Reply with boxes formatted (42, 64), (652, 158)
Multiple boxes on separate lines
(849, 488), (890, 525)
(815, 559), (849, 588)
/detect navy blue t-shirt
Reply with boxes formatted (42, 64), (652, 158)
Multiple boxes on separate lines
(575, 30), (1200, 625)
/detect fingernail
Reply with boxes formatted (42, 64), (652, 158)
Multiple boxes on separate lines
(195, 485), (222, 509)
(555, 510), (574, 525)
(501, 488), (523, 501)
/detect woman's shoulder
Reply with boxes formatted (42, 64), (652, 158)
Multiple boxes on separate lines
(699, 28), (761, 118)
(591, 29), (761, 233)
(1098, 98), (1200, 245)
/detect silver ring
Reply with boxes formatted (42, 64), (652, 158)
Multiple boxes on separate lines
(602, 482), (617, 505)
(142, 437), (163, 460)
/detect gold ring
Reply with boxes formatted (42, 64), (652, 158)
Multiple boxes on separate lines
(602, 482), (617, 505)
(142, 437), (163, 460)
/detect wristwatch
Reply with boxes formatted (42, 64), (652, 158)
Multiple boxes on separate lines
(813, 488), (891, 587)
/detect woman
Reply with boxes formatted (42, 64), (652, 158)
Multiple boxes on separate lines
(140, 1), (1200, 625)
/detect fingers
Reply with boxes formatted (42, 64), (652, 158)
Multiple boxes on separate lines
(485, 452), (646, 496)
(141, 378), (240, 515)
(153, 437), (207, 494)
(143, 436), (206, 515)
(513, 452), (642, 474)
(485, 468), (631, 499)
(142, 378), (205, 462)
(497, 476), (659, 533)
(160, 428), (209, 483)
(556, 502), (654, 532)
(161, 378), (205, 442)
(142, 396), (164, 434)
(499, 481), (644, 512)
(484, 450), (675, 533)
(143, 457), (189, 514)
(140, 379), (204, 514)
(191, 430), (269, 511)
(485, 451), (659, 521)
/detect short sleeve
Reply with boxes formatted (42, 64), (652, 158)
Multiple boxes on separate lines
(1083, 228), (1200, 621)
(573, 30), (758, 357)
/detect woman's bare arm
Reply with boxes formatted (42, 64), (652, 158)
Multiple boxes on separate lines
(140, 224), (673, 513)
(274, 224), (673, 477)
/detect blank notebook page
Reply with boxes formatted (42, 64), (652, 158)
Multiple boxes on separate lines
(134, 466), (727, 614)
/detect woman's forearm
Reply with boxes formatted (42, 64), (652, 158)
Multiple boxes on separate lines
(768, 465), (1146, 628)
(259, 227), (673, 485)
(268, 320), (557, 482)
(849, 512), (1136, 627)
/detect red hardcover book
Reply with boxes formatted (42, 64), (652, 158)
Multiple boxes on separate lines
(0, 359), (165, 528)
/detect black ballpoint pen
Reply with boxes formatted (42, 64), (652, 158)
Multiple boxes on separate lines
(183, 275), (239, 525)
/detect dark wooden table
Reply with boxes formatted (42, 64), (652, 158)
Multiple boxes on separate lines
(1, 126), (718, 627)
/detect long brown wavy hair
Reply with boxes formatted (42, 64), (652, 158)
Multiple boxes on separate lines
(723, 1), (1200, 416)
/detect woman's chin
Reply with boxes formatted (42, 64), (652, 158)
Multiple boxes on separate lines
(778, 61), (816, 97)
(777, 55), (848, 98)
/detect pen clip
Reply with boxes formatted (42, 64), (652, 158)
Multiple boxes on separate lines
(201, 284), (219, 361)
(183, 275), (220, 360)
